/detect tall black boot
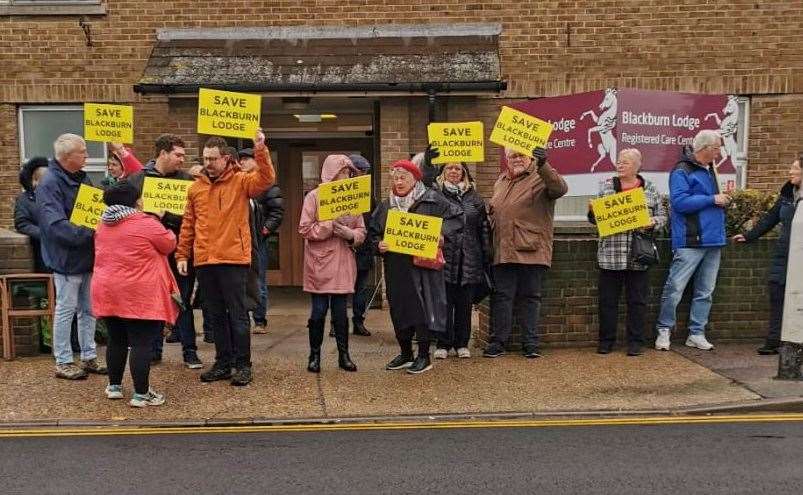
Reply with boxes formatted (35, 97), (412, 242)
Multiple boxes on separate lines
(334, 318), (357, 372)
(307, 319), (324, 373)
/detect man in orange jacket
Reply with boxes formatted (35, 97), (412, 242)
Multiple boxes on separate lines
(176, 129), (275, 386)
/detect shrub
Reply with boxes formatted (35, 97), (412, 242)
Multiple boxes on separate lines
(661, 188), (778, 237)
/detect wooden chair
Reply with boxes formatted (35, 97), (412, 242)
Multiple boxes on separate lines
(0, 273), (55, 360)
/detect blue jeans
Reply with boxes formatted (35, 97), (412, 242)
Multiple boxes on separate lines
(53, 273), (96, 365)
(253, 241), (269, 326)
(656, 247), (722, 335)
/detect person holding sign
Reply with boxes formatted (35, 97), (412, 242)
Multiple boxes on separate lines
(176, 131), (275, 386)
(36, 134), (106, 380)
(587, 149), (667, 356)
(655, 130), (730, 352)
(369, 160), (462, 375)
(298, 155), (366, 373)
(484, 146), (568, 359)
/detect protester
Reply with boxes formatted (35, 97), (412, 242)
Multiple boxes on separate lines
(15, 157), (50, 273)
(100, 154), (125, 190)
(655, 129), (730, 351)
(239, 147), (284, 335)
(588, 149), (667, 356)
(128, 134), (201, 368)
(299, 155), (366, 373)
(176, 130), (275, 386)
(101, 143), (143, 189)
(484, 147), (568, 359)
(369, 159), (462, 374)
(432, 162), (491, 360)
(733, 156), (801, 355)
(36, 134), (106, 379)
(92, 181), (178, 407)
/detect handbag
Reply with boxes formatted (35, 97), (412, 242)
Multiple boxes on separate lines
(413, 247), (445, 270)
(630, 231), (660, 266)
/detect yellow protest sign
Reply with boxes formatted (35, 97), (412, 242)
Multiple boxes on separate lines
(197, 88), (261, 139)
(69, 184), (105, 230)
(489, 106), (553, 157)
(317, 175), (371, 221)
(83, 103), (134, 144)
(427, 121), (485, 164)
(141, 177), (191, 216)
(591, 188), (652, 237)
(383, 210), (443, 259)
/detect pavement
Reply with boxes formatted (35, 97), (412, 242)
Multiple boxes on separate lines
(0, 288), (801, 426)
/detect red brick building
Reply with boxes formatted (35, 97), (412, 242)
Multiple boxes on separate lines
(1, 0), (801, 290)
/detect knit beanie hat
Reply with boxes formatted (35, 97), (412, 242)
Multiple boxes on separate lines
(389, 159), (422, 181)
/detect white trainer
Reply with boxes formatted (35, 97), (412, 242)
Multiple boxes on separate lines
(105, 384), (124, 400)
(655, 328), (671, 351)
(433, 348), (448, 360)
(456, 347), (471, 358)
(686, 334), (714, 351)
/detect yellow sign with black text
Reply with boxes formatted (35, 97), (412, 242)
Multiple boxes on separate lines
(83, 103), (134, 144)
(383, 210), (443, 259)
(317, 175), (371, 221)
(141, 177), (191, 216)
(197, 88), (261, 139)
(591, 188), (652, 237)
(69, 184), (105, 230)
(489, 106), (553, 157)
(427, 122), (485, 164)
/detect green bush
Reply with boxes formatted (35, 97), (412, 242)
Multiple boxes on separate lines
(661, 188), (778, 237)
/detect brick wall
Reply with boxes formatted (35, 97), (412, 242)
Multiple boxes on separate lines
(0, 228), (41, 357)
(476, 237), (775, 349)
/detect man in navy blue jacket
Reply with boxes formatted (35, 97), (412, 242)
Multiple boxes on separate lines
(655, 129), (731, 352)
(37, 134), (106, 380)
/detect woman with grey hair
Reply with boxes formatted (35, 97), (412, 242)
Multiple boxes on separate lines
(588, 148), (667, 356)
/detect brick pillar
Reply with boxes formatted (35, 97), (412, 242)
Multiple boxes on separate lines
(0, 228), (41, 357)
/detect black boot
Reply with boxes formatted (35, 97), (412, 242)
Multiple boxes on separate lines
(334, 318), (357, 372)
(307, 319), (324, 373)
(352, 319), (371, 336)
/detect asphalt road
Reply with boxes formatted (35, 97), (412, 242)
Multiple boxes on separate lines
(1, 418), (802, 494)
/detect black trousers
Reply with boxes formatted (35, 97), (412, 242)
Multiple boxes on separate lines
(437, 282), (472, 350)
(105, 317), (163, 395)
(767, 281), (785, 346)
(597, 269), (649, 346)
(395, 326), (431, 356)
(490, 263), (546, 348)
(196, 264), (251, 368)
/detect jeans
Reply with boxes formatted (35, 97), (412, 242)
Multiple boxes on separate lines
(253, 241), (269, 326)
(310, 293), (347, 324)
(351, 268), (371, 324)
(598, 269), (648, 346)
(490, 263), (547, 349)
(656, 247), (722, 335)
(767, 281), (785, 346)
(437, 282), (472, 350)
(53, 272), (96, 365)
(197, 264), (251, 368)
(105, 317), (162, 395)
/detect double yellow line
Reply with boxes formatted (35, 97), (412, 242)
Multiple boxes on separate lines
(2, 413), (803, 438)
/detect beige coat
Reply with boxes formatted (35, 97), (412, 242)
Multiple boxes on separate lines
(489, 162), (568, 267)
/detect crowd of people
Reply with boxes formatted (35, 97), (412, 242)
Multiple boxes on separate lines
(13, 126), (800, 407)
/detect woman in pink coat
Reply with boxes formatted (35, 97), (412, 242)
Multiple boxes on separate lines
(92, 181), (179, 408)
(299, 154), (366, 373)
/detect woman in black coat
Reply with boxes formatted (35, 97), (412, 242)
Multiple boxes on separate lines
(14, 157), (50, 273)
(369, 159), (462, 374)
(733, 156), (801, 354)
(432, 163), (491, 359)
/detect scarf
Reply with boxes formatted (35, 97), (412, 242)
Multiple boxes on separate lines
(101, 204), (138, 225)
(437, 175), (471, 198)
(389, 181), (426, 212)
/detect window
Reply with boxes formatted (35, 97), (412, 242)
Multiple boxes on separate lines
(0, 0), (105, 16)
(18, 105), (107, 175)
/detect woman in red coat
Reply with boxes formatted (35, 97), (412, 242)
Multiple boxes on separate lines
(92, 181), (179, 407)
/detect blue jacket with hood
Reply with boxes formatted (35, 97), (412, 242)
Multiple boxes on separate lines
(668, 146), (727, 250)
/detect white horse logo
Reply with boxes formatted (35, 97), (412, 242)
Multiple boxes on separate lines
(580, 88), (618, 172)
(704, 95), (739, 168)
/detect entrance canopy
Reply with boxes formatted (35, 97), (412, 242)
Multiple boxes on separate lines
(134, 23), (505, 96)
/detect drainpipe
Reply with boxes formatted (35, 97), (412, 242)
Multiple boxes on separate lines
(427, 88), (437, 124)
(777, 198), (803, 380)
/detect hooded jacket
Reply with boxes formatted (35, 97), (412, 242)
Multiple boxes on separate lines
(298, 155), (366, 294)
(35, 159), (95, 275)
(668, 146), (727, 249)
(91, 206), (179, 323)
(14, 157), (49, 272)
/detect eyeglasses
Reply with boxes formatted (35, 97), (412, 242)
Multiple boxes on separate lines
(202, 156), (224, 163)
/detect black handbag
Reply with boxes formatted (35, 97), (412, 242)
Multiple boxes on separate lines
(630, 231), (659, 266)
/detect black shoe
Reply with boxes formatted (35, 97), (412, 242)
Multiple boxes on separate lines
(307, 351), (321, 373)
(184, 352), (204, 369)
(200, 363), (232, 382)
(757, 344), (779, 355)
(523, 347), (543, 359)
(165, 333), (180, 344)
(150, 353), (162, 364)
(407, 354), (433, 374)
(483, 344), (505, 358)
(352, 321), (372, 336)
(597, 343), (613, 355)
(626, 343), (644, 356)
(386, 353), (415, 370)
(231, 366), (252, 386)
